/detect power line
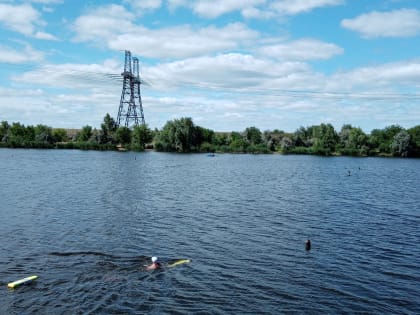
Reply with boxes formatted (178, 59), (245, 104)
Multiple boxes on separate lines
(1, 63), (418, 101)
(147, 78), (420, 101)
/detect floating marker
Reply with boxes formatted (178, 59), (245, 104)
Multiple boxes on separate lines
(168, 259), (191, 268)
(7, 275), (38, 289)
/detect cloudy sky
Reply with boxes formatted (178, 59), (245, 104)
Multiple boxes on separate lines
(0, 0), (419, 132)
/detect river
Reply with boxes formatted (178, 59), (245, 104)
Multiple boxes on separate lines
(0, 149), (419, 314)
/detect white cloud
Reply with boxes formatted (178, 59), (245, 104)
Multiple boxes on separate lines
(0, 44), (44, 63)
(167, 0), (185, 9)
(143, 53), (314, 92)
(108, 23), (258, 58)
(258, 39), (343, 61)
(5, 60), (122, 127)
(166, 0), (343, 18)
(34, 31), (57, 40)
(241, 6), (275, 19)
(0, 87), (44, 98)
(166, 0), (263, 18)
(0, 87), (117, 128)
(25, 0), (63, 3)
(72, 4), (136, 42)
(71, 3), (346, 61)
(329, 60), (420, 90)
(42, 6), (55, 13)
(0, 3), (40, 35)
(124, 0), (162, 12)
(12, 59), (122, 90)
(341, 9), (420, 38)
(189, 0), (265, 19)
(270, 0), (344, 15)
(73, 6), (259, 59)
(0, 3), (56, 39)
(10, 51), (318, 97)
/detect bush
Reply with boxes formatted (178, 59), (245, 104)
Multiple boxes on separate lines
(199, 142), (215, 153)
(285, 146), (312, 155)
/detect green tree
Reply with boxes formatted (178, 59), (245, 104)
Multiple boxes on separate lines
(155, 117), (198, 152)
(214, 133), (228, 146)
(294, 126), (312, 147)
(100, 113), (117, 144)
(7, 122), (34, 147)
(26, 125), (35, 143)
(154, 121), (175, 151)
(312, 123), (338, 155)
(280, 136), (294, 153)
(34, 124), (53, 144)
(228, 131), (242, 143)
(115, 126), (132, 145)
(77, 125), (93, 142)
(245, 126), (262, 145)
(262, 131), (277, 152)
(52, 128), (68, 143)
(407, 125), (420, 157)
(174, 117), (196, 152)
(228, 132), (247, 152)
(369, 125), (403, 154)
(193, 126), (215, 152)
(350, 128), (368, 155)
(339, 124), (353, 148)
(391, 130), (411, 157)
(132, 124), (153, 150)
(229, 137), (248, 152)
(339, 124), (368, 155)
(103, 113), (116, 132)
(196, 126), (215, 145)
(0, 121), (9, 142)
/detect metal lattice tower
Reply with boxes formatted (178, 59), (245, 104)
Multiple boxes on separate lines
(116, 50), (145, 128)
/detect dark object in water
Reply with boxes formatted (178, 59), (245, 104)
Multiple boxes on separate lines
(305, 239), (311, 251)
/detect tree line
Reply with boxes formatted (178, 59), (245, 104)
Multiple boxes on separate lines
(1, 114), (419, 157)
(0, 114), (153, 151)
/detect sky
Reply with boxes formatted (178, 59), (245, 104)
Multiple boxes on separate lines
(0, 0), (419, 133)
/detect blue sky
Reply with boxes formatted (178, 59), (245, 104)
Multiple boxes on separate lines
(0, 0), (419, 132)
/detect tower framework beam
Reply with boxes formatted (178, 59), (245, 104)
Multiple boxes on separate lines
(116, 50), (145, 128)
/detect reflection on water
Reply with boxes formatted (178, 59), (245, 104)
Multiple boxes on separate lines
(0, 149), (419, 314)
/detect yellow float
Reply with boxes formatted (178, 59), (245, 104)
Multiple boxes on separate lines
(168, 259), (191, 267)
(7, 275), (38, 289)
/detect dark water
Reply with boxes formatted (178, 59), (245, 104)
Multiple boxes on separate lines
(0, 149), (419, 314)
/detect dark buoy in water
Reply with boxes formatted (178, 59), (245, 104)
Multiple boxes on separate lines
(305, 239), (311, 251)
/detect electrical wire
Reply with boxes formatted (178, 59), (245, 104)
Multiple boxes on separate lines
(1, 63), (418, 101)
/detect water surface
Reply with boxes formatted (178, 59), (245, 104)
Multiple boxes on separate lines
(0, 149), (419, 314)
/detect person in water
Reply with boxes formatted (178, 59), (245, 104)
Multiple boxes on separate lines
(147, 256), (161, 270)
(305, 239), (311, 251)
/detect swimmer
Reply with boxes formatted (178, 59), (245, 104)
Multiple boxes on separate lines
(146, 256), (161, 270)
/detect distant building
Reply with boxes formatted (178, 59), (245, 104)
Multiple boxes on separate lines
(65, 129), (80, 141)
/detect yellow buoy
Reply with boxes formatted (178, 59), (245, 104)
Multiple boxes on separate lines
(168, 259), (191, 267)
(7, 275), (38, 289)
